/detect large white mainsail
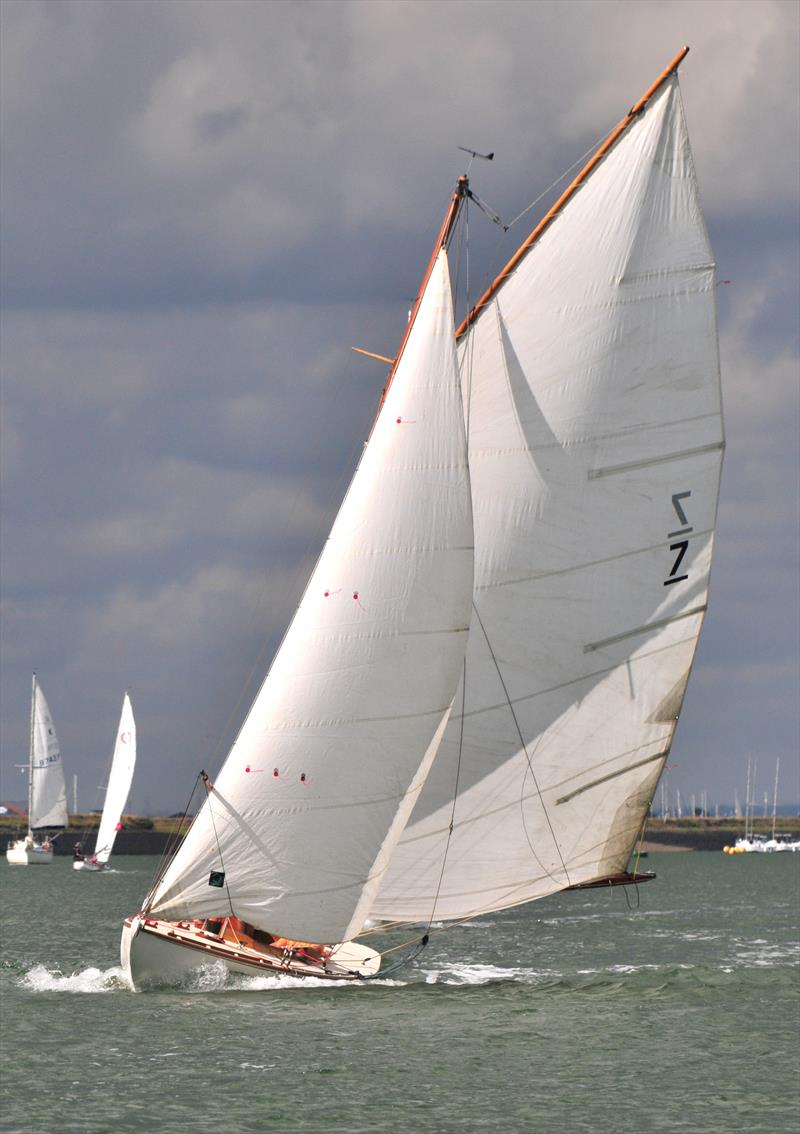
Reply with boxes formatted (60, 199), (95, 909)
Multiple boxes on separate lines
(372, 71), (724, 924)
(30, 681), (68, 830)
(91, 694), (136, 864)
(145, 248), (473, 944)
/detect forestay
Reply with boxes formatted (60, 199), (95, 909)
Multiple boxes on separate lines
(30, 683), (68, 829)
(93, 694), (136, 864)
(372, 76), (724, 924)
(147, 249), (474, 943)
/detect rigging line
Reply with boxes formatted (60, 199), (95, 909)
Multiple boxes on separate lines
(373, 931), (432, 958)
(470, 125), (616, 323)
(461, 202), (477, 444)
(367, 846), (650, 960)
(449, 192), (466, 298)
(622, 875), (641, 911)
(201, 772), (235, 919)
(366, 894), (535, 951)
(421, 193), (480, 929)
(449, 190), (471, 355)
(425, 655), (469, 930)
(365, 206), (476, 957)
(505, 126), (614, 232)
(142, 773), (204, 912)
(366, 936), (430, 980)
(628, 810), (651, 881)
(470, 601), (572, 888)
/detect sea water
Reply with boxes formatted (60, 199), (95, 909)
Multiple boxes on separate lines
(1, 852), (797, 1133)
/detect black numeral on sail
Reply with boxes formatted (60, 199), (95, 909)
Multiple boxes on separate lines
(664, 491), (691, 586)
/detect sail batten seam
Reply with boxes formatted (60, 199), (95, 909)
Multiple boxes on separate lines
(555, 751), (669, 804)
(584, 604), (707, 652)
(588, 441), (724, 479)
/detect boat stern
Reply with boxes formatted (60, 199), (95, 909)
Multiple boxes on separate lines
(6, 839), (54, 865)
(325, 940), (382, 978)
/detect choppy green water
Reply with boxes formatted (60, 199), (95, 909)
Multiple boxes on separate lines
(1, 852), (798, 1133)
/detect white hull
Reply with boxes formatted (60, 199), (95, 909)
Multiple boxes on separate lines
(73, 859), (106, 871)
(6, 839), (54, 865)
(121, 916), (382, 990)
(724, 836), (800, 854)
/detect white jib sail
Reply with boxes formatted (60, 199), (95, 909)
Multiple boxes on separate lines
(147, 248), (473, 943)
(30, 683), (68, 829)
(372, 76), (724, 924)
(93, 693), (136, 864)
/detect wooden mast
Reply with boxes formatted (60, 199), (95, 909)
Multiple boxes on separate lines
(381, 175), (469, 403)
(455, 46), (690, 340)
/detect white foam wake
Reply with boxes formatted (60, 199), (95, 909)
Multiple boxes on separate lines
(19, 964), (128, 993)
(422, 962), (552, 985)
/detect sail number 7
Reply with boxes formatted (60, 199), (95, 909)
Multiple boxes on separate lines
(664, 491), (692, 586)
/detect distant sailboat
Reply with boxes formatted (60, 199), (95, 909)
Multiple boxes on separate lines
(6, 675), (68, 865)
(74, 694), (136, 872)
(122, 47), (724, 987)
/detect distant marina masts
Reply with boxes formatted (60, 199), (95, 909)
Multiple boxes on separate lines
(658, 757), (791, 823)
(654, 783), (732, 820)
(772, 758), (781, 840)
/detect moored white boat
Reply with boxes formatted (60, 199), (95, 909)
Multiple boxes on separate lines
(766, 834), (800, 852)
(6, 836), (55, 865)
(6, 675), (68, 866)
(724, 833), (800, 854)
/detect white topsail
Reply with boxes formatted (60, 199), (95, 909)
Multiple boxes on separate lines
(371, 75), (724, 923)
(30, 682), (68, 830)
(147, 249), (474, 943)
(93, 694), (136, 864)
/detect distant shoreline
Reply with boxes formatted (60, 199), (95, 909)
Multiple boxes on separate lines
(3, 816), (796, 856)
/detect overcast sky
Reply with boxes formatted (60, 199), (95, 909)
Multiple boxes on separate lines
(1, 0), (798, 817)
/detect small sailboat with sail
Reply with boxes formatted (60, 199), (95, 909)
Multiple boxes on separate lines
(6, 675), (68, 865)
(122, 46), (724, 987)
(74, 693), (136, 872)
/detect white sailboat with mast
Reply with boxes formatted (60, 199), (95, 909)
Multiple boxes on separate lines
(122, 47), (725, 987)
(6, 674), (68, 865)
(74, 693), (137, 872)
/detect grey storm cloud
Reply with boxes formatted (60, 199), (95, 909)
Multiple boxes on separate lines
(1, 0), (798, 814)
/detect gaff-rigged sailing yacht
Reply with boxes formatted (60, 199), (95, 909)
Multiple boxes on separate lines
(122, 47), (724, 987)
(6, 675), (68, 865)
(74, 694), (136, 871)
